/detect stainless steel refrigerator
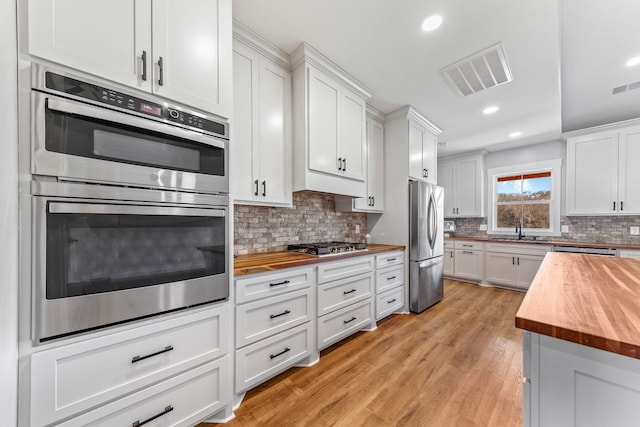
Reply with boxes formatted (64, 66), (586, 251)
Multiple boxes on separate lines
(409, 180), (444, 313)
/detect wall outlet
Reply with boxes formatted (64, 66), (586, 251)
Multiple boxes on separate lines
(355, 224), (360, 234)
(479, 224), (488, 231)
(561, 225), (569, 233)
(631, 226), (640, 236)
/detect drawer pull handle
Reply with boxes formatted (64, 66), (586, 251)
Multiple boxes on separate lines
(132, 405), (173, 427)
(387, 257), (397, 262)
(343, 289), (357, 295)
(387, 298), (397, 304)
(387, 275), (397, 280)
(131, 345), (174, 364)
(463, 244), (472, 247)
(269, 280), (291, 287)
(343, 316), (357, 324)
(462, 250), (473, 254)
(270, 347), (291, 359)
(270, 309), (291, 319)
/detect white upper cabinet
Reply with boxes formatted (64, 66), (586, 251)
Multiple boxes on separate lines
(335, 106), (385, 213)
(438, 153), (485, 218)
(232, 24), (292, 206)
(566, 124), (640, 215)
(408, 121), (437, 184)
(291, 43), (371, 198)
(28, 0), (232, 117)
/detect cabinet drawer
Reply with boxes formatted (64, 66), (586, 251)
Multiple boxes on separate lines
(235, 267), (314, 304)
(444, 240), (454, 249)
(485, 242), (551, 257)
(235, 322), (313, 393)
(376, 286), (405, 320)
(317, 272), (373, 317)
(236, 288), (313, 348)
(317, 299), (373, 350)
(454, 240), (483, 250)
(375, 251), (404, 269)
(30, 306), (229, 427)
(376, 265), (404, 293)
(58, 356), (231, 427)
(317, 256), (374, 284)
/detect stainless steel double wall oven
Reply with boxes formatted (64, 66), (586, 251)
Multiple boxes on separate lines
(29, 65), (230, 342)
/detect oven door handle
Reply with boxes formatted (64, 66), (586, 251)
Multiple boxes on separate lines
(48, 202), (225, 217)
(46, 97), (226, 149)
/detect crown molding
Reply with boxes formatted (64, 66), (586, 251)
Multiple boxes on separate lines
(384, 105), (442, 135)
(232, 20), (291, 70)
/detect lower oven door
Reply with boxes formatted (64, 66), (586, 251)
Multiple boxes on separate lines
(33, 197), (229, 342)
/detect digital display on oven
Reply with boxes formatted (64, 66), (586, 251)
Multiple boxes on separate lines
(140, 102), (162, 117)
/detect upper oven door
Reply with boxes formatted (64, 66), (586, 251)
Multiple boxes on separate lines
(31, 91), (228, 194)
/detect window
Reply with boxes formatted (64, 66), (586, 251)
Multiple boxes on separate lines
(487, 160), (562, 236)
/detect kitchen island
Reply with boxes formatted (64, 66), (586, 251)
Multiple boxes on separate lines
(516, 252), (640, 426)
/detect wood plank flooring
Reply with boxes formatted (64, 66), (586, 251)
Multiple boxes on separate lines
(203, 280), (526, 427)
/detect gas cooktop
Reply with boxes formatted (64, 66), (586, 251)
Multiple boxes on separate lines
(287, 241), (367, 256)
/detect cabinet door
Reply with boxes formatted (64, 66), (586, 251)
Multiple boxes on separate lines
(340, 90), (367, 181)
(28, 0), (151, 90)
(422, 131), (437, 184)
(438, 163), (455, 217)
(308, 67), (340, 176)
(257, 58), (292, 205)
(152, 0), (232, 116)
(231, 46), (259, 202)
(454, 249), (483, 281)
(485, 252), (516, 286)
(456, 158), (482, 216)
(354, 117), (384, 211)
(408, 121), (426, 181)
(515, 255), (544, 289)
(567, 132), (619, 215)
(443, 249), (454, 276)
(617, 125), (640, 215)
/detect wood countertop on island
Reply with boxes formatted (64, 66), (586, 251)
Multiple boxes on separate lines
(234, 244), (405, 277)
(516, 252), (640, 359)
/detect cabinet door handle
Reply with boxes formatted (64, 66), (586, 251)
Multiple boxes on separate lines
(343, 158), (346, 171)
(387, 275), (397, 280)
(132, 405), (174, 427)
(371, 196), (374, 206)
(343, 289), (356, 295)
(387, 298), (397, 304)
(262, 180), (266, 197)
(425, 168), (429, 178)
(254, 179), (259, 196)
(512, 257), (515, 265)
(157, 56), (164, 86)
(140, 50), (148, 81)
(343, 316), (357, 324)
(270, 309), (291, 319)
(338, 157), (343, 171)
(613, 201), (616, 211)
(269, 347), (291, 359)
(517, 257), (520, 265)
(131, 345), (174, 364)
(450, 252), (453, 258)
(269, 279), (290, 287)
(621, 201), (624, 211)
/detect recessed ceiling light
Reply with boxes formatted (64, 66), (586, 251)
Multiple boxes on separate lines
(626, 56), (640, 67)
(483, 105), (499, 115)
(509, 131), (522, 138)
(421, 15), (442, 32)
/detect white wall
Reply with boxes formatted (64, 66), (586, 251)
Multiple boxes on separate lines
(0, 0), (19, 424)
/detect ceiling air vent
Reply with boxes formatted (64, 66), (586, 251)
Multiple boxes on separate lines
(613, 80), (640, 95)
(442, 43), (513, 96)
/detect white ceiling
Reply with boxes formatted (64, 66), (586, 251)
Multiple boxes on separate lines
(232, 0), (640, 157)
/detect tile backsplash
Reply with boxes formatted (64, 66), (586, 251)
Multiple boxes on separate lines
(234, 191), (367, 255)
(446, 216), (640, 245)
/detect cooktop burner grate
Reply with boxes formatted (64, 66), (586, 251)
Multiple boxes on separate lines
(287, 241), (366, 256)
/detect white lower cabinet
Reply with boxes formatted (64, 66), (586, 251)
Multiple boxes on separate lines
(443, 241), (454, 276)
(234, 267), (314, 393)
(453, 241), (484, 282)
(29, 305), (231, 427)
(316, 256), (375, 350)
(58, 357), (230, 427)
(374, 251), (405, 320)
(485, 243), (551, 290)
(618, 249), (640, 259)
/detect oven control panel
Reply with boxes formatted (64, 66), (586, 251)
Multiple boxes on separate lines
(43, 71), (227, 138)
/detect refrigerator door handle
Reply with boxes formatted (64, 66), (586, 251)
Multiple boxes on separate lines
(428, 192), (437, 250)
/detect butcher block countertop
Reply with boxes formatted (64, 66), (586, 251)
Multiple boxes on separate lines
(445, 236), (640, 250)
(516, 252), (640, 359)
(234, 244), (405, 277)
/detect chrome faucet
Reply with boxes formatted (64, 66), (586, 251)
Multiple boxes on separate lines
(515, 219), (525, 240)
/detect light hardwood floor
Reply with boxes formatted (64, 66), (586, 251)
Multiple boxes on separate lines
(205, 280), (526, 426)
